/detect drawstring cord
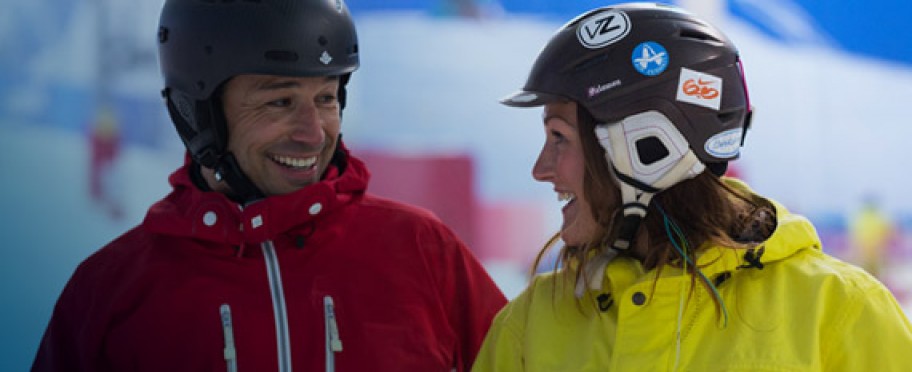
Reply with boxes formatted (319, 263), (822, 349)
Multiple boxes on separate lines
(656, 202), (729, 326)
(324, 296), (343, 372)
(220, 304), (238, 372)
(655, 202), (729, 370)
(673, 250), (687, 371)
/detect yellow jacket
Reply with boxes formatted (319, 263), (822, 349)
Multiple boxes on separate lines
(473, 195), (912, 371)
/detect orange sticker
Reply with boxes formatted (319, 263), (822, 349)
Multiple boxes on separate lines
(676, 68), (722, 110)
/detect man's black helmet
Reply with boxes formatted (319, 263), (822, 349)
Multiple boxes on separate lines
(157, 0), (359, 201)
(502, 2), (751, 165)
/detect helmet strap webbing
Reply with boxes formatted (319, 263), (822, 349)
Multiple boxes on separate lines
(214, 153), (266, 204)
(614, 154), (705, 250)
(206, 94), (266, 204)
(576, 119), (706, 296)
(574, 154), (703, 297)
(599, 116), (705, 249)
(164, 88), (267, 204)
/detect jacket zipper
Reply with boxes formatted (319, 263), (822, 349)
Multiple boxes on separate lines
(262, 241), (293, 372)
(324, 296), (343, 372)
(220, 304), (238, 372)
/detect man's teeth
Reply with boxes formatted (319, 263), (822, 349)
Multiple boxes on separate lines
(558, 192), (575, 203)
(273, 155), (317, 168)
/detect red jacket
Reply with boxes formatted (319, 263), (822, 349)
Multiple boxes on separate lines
(33, 149), (507, 371)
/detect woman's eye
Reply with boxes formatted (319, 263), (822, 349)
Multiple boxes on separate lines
(550, 130), (565, 143)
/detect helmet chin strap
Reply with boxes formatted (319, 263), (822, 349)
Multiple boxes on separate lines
(575, 111), (705, 297)
(213, 153), (266, 205)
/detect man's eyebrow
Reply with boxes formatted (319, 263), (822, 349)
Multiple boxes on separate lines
(256, 76), (339, 91)
(257, 80), (299, 91)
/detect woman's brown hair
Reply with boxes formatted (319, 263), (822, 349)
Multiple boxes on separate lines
(531, 105), (775, 311)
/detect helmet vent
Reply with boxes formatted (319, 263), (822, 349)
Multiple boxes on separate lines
(318, 36), (328, 46)
(264, 50), (300, 62)
(572, 53), (610, 73)
(678, 28), (722, 44)
(635, 136), (670, 165)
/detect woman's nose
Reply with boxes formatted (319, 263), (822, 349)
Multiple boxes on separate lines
(532, 147), (554, 182)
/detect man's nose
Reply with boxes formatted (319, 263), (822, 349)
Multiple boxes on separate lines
(288, 103), (324, 143)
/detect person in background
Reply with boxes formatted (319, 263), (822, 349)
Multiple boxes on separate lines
(848, 194), (896, 279)
(87, 104), (123, 220)
(33, 0), (506, 371)
(473, 3), (912, 371)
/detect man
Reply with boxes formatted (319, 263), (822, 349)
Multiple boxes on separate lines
(32, 1), (506, 371)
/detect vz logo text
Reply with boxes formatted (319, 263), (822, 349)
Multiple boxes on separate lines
(576, 10), (631, 49)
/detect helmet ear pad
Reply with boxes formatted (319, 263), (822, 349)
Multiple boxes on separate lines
(163, 86), (230, 170)
(338, 73), (351, 111)
(165, 85), (267, 201)
(596, 110), (705, 190)
(587, 63), (749, 166)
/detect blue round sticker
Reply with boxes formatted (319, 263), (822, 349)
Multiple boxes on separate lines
(631, 41), (669, 76)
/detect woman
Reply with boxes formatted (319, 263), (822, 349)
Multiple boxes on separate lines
(473, 3), (912, 371)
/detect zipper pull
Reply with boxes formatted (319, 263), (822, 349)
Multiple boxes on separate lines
(324, 296), (343, 352)
(220, 304), (238, 372)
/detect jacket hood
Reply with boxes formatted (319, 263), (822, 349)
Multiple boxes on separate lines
(690, 178), (823, 278)
(142, 141), (369, 247)
(591, 178), (823, 302)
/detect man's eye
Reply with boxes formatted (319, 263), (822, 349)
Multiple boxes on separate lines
(267, 98), (292, 107)
(317, 94), (337, 104)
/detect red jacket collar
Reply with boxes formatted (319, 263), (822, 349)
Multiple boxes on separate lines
(143, 145), (369, 246)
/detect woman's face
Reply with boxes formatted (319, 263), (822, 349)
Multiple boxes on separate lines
(532, 101), (600, 246)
